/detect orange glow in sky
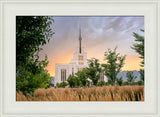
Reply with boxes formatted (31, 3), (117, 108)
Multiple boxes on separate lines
(46, 54), (142, 76)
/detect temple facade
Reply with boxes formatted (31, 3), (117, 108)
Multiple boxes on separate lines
(55, 25), (107, 85)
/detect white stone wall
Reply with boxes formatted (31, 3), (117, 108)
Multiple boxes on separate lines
(104, 76), (108, 82)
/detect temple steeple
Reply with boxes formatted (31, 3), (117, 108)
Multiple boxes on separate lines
(79, 24), (82, 53)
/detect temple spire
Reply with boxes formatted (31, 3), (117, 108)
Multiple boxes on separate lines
(79, 24), (82, 53)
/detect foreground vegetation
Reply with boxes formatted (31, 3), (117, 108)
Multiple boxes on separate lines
(16, 86), (144, 101)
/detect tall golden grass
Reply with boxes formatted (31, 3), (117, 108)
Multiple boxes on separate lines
(16, 86), (144, 101)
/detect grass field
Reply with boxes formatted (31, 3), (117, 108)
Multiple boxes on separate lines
(16, 86), (144, 101)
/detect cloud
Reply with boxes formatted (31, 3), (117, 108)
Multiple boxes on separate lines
(39, 16), (144, 76)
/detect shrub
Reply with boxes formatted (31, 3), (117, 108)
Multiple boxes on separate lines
(57, 81), (68, 88)
(97, 81), (106, 86)
(16, 69), (50, 95)
(131, 82), (138, 85)
(107, 79), (113, 86)
(130, 81), (144, 86)
(123, 81), (130, 85)
(138, 81), (144, 85)
(67, 75), (81, 88)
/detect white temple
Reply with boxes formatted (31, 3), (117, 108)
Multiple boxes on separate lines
(55, 25), (107, 85)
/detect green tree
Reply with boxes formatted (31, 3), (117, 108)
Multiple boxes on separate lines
(67, 68), (88, 88)
(102, 47), (126, 86)
(75, 68), (88, 87)
(126, 71), (137, 85)
(56, 82), (68, 88)
(131, 29), (144, 82)
(16, 16), (54, 74)
(67, 74), (78, 88)
(67, 75), (75, 88)
(67, 74), (81, 88)
(116, 77), (123, 86)
(87, 58), (101, 86)
(16, 16), (54, 94)
(131, 29), (144, 67)
(60, 81), (68, 88)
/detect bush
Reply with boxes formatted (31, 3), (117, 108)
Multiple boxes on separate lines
(129, 81), (144, 86)
(97, 81), (106, 86)
(137, 81), (144, 85)
(105, 82), (110, 86)
(123, 81), (130, 85)
(57, 81), (68, 88)
(67, 74), (81, 88)
(107, 79), (113, 86)
(86, 80), (91, 87)
(56, 83), (60, 88)
(16, 69), (50, 95)
(131, 82), (138, 85)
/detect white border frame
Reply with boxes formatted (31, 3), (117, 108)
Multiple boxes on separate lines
(0, 0), (160, 117)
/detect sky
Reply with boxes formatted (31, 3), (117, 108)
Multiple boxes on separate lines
(39, 16), (144, 77)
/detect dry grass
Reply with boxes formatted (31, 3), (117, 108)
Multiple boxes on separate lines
(16, 86), (144, 101)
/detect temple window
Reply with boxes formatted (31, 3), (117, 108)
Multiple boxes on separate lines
(79, 62), (84, 65)
(99, 71), (104, 81)
(78, 56), (83, 60)
(72, 68), (74, 75)
(61, 69), (66, 81)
